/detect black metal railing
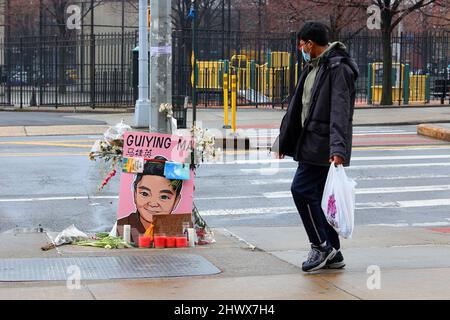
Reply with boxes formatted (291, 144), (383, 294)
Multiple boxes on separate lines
(173, 29), (449, 107)
(0, 30), (448, 111)
(0, 32), (138, 108)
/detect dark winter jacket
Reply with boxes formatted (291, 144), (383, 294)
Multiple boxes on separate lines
(273, 43), (359, 166)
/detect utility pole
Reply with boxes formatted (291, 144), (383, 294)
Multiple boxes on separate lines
(149, 0), (172, 133)
(190, 0), (197, 127)
(134, 0), (151, 127)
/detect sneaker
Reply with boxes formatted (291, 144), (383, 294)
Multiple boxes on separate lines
(324, 250), (346, 269)
(302, 244), (337, 272)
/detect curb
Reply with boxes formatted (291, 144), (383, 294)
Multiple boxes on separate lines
(0, 107), (133, 114)
(0, 125), (109, 137)
(353, 120), (450, 127)
(417, 124), (450, 142)
(1, 104), (448, 114)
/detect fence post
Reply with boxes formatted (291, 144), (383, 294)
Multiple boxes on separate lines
(90, 34), (96, 109)
(403, 64), (410, 105)
(367, 63), (372, 105)
(231, 74), (237, 133)
(54, 36), (58, 108)
(19, 37), (23, 109)
(39, 35), (43, 106)
(5, 38), (11, 106)
(425, 75), (430, 104)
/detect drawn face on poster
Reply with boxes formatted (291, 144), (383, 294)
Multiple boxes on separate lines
(117, 132), (194, 243)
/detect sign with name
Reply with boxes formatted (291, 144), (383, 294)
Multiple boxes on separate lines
(117, 132), (195, 243)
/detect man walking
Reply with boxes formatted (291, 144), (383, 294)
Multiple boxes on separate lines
(273, 22), (359, 272)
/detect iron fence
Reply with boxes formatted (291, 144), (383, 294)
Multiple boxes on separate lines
(0, 32), (137, 108)
(342, 31), (449, 105)
(0, 30), (448, 111)
(174, 29), (449, 108)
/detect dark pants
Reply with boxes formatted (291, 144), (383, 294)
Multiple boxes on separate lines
(291, 162), (340, 250)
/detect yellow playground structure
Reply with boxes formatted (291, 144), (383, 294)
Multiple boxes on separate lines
(194, 51), (294, 104)
(368, 62), (430, 104)
(193, 56), (431, 106)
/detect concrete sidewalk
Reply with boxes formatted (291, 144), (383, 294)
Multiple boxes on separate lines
(0, 225), (449, 300)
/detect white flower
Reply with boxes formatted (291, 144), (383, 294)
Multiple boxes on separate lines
(159, 103), (173, 119)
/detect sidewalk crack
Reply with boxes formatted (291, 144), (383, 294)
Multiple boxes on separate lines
(318, 276), (363, 300)
(83, 284), (97, 300)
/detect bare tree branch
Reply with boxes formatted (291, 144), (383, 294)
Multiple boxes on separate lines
(391, 0), (436, 30)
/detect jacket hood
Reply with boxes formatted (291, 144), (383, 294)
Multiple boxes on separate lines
(324, 41), (359, 80)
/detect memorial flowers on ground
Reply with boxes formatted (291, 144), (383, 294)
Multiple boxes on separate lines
(87, 108), (221, 248)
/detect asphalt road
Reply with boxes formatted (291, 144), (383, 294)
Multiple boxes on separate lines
(0, 125), (450, 233)
(0, 112), (107, 126)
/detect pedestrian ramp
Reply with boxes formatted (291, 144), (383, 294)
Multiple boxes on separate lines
(0, 254), (221, 281)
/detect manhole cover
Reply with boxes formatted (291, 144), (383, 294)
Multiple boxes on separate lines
(0, 254), (220, 281)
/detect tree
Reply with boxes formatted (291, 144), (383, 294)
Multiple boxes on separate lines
(266, 0), (448, 105)
(266, 0), (367, 40)
(371, 0), (441, 105)
(42, 0), (107, 94)
(172, 0), (223, 30)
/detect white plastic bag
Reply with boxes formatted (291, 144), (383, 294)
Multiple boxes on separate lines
(104, 120), (132, 145)
(109, 222), (118, 238)
(53, 224), (89, 246)
(169, 117), (178, 134)
(321, 163), (357, 239)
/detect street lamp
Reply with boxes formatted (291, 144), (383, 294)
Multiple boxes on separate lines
(134, 0), (151, 127)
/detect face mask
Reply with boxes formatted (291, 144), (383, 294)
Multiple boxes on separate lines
(302, 42), (311, 62)
(301, 46), (311, 62)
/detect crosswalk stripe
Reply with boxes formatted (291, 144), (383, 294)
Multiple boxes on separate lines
(263, 185), (450, 198)
(200, 206), (295, 216)
(3, 184), (446, 204)
(241, 162), (450, 174)
(250, 178), (292, 185)
(206, 154), (450, 166)
(351, 155), (450, 161)
(353, 132), (417, 136)
(199, 198), (450, 216)
(0, 196), (118, 202)
(250, 174), (450, 185)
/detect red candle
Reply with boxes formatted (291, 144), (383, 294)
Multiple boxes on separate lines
(138, 236), (151, 248)
(176, 237), (188, 248)
(166, 237), (176, 248)
(154, 236), (166, 249)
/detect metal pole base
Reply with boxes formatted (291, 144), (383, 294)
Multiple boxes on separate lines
(134, 99), (150, 128)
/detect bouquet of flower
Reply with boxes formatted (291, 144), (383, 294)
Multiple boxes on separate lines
(190, 125), (222, 167)
(159, 103), (174, 119)
(74, 233), (132, 249)
(89, 120), (131, 190)
(88, 119), (219, 245)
